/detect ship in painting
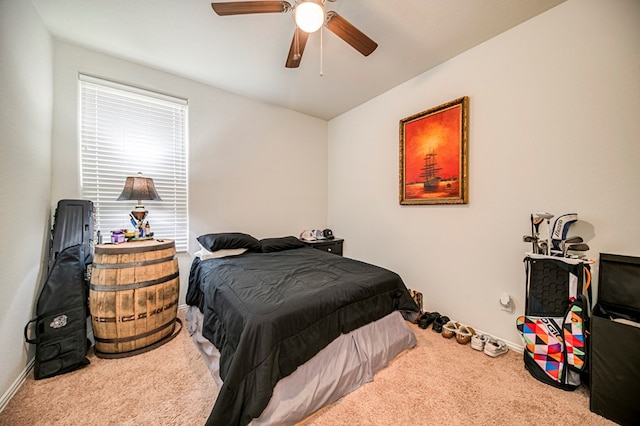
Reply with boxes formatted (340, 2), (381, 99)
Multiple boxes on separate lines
(421, 151), (442, 191)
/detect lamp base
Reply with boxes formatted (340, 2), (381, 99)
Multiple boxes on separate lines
(130, 206), (149, 237)
(131, 206), (148, 222)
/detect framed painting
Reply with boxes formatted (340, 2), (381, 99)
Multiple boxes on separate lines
(399, 96), (469, 205)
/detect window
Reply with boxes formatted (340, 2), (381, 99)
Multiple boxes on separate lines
(79, 74), (188, 251)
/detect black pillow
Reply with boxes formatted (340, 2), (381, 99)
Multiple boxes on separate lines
(197, 232), (261, 252)
(260, 236), (305, 253)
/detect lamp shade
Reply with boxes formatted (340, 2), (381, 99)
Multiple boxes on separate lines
(116, 173), (162, 202)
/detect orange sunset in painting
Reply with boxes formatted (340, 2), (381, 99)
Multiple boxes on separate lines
(403, 104), (462, 200)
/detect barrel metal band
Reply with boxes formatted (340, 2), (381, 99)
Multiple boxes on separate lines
(91, 300), (178, 323)
(90, 271), (179, 292)
(94, 240), (175, 255)
(94, 318), (183, 359)
(94, 317), (176, 344)
(92, 255), (176, 269)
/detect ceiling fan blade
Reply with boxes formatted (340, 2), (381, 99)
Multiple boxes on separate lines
(285, 27), (310, 68)
(211, 1), (291, 16)
(325, 11), (378, 57)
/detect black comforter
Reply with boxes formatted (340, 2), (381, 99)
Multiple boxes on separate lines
(186, 247), (418, 426)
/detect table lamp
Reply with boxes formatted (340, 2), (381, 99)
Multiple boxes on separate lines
(116, 172), (162, 233)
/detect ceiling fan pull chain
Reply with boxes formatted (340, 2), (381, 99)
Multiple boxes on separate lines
(320, 26), (324, 77)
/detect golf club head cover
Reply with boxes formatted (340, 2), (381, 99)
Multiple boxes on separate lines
(551, 213), (578, 250)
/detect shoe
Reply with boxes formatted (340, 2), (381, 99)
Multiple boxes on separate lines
(470, 334), (487, 351)
(418, 311), (439, 329)
(411, 290), (423, 314)
(484, 338), (508, 357)
(441, 321), (459, 339)
(432, 315), (449, 333)
(455, 325), (475, 345)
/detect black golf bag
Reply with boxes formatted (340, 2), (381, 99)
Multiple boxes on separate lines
(516, 253), (592, 390)
(24, 244), (91, 379)
(48, 199), (94, 273)
(24, 199), (94, 379)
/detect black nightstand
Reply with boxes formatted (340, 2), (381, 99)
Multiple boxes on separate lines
(302, 238), (344, 256)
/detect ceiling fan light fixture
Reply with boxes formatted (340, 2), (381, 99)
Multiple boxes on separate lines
(295, 0), (325, 33)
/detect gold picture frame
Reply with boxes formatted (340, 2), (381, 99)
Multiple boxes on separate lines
(399, 96), (469, 205)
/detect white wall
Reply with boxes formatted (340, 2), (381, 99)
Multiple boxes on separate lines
(50, 41), (329, 304)
(0, 0), (53, 409)
(328, 0), (640, 346)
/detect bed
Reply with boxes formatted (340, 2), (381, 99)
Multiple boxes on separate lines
(186, 233), (419, 426)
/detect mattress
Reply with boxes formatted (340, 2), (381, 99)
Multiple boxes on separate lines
(187, 306), (416, 425)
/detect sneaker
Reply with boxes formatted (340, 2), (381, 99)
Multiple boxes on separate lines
(470, 334), (487, 351)
(484, 338), (508, 357)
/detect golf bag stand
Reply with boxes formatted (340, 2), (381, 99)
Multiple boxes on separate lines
(516, 253), (591, 390)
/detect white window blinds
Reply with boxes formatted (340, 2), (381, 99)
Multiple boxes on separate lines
(79, 74), (188, 251)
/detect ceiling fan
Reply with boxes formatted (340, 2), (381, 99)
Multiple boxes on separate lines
(210, 0), (378, 68)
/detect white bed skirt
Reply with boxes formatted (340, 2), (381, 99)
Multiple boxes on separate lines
(186, 306), (416, 425)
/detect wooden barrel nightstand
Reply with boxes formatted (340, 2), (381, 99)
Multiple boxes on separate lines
(89, 239), (180, 358)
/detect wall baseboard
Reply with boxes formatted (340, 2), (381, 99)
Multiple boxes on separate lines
(0, 358), (34, 413)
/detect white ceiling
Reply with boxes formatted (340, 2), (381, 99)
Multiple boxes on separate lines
(31, 0), (565, 120)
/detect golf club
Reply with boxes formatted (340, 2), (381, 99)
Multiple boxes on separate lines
(528, 214), (547, 254)
(529, 214), (535, 252)
(533, 216), (544, 238)
(551, 213), (578, 250)
(561, 236), (584, 257)
(567, 243), (590, 252)
(535, 212), (554, 255)
(550, 236), (584, 257)
(523, 235), (540, 253)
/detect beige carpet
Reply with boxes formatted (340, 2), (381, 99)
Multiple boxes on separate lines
(1, 310), (613, 425)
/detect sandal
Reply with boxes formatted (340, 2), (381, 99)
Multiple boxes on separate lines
(455, 325), (475, 344)
(484, 338), (508, 357)
(432, 315), (449, 333)
(418, 311), (440, 329)
(441, 321), (459, 339)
